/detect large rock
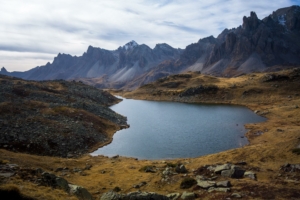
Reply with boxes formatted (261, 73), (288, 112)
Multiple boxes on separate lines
(100, 191), (122, 200)
(216, 180), (231, 187)
(69, 184), (93, 200)
(162, 167), (174, 176)
(180, 192), (195, 200)
(175, 164), (187, 173)
(221, 169), (245, 178)
(197, 180), (216, 189)
(55, 177), (70, 192)
(214, 164), (231, 174)
(244, 171), (257, 180)
(167, 193), (180, 200)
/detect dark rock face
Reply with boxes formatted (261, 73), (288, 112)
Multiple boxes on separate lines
(147, 5), (300, 80)
(242, 11), (260, 31)
(202, 6), (300, 76)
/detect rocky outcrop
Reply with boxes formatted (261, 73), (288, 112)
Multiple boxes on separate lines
(203, 6), (300, 76)
(69, 184), (93, 200)
(0, 75), (127, 157)
(145, 5), (300, 81)
(0, 164), (94, 200)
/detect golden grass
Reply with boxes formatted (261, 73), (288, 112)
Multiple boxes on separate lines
(1, 69), (300, 199)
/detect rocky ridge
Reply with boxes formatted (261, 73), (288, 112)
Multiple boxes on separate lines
(0, 75), (128, 157)
(2, 6), (300, 90)
(0, 41), (182, 90)
(137, 5), (300, 85)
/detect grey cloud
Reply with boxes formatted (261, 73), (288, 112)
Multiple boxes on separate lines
(0, 0), (297, 71)
(0, 45), (57, 54)
(159, 21), (209, 34)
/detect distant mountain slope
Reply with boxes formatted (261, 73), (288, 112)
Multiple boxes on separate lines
(66, 5), (300, 88)
(1, 41), (182, 89)
(1, 5), (300, 90)
(130, 5), (300, 88)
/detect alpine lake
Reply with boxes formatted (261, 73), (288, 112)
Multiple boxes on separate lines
(92, 97), (266, 160)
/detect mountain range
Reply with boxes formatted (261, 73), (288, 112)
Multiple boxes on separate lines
(1, 5), (300, 90)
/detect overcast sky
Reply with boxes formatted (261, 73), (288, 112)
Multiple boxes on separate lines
(1, 0), (299, 72)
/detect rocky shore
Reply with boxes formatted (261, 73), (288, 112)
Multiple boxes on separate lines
(0, 75), (128, 157)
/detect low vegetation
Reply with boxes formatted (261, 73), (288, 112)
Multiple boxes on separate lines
(1, 69), (300, 199)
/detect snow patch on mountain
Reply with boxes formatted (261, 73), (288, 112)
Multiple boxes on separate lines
(123, 40), (138, 50)
(278, 14), (286, 26)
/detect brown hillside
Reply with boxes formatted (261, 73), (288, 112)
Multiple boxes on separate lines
(1, 69), (300, 199)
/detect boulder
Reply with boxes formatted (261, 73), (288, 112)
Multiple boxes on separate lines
(244, 171), (257, 180)
(162, 167), (174, 176)
(69, 184), (93, 200)
(56, 177), (69, 192)
(214, 164), (231, 174)
(167, 193), (180, 200)
(216, 180), (231, 187)
(125, 192), (169, 200)
(144, 166), (156, 173)
(175, 164), (187, 173)
(197, 180), (216, 189)
(41, 172), (59, 187)
(181, 192), (195, 200)
(100, 191), (122, 200)
(231, 193), (242, 198)
(221, 168), (245, 178)
(0, 172), (15, 178)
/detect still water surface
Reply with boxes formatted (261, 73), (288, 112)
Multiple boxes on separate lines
(92, 98), (265, 159)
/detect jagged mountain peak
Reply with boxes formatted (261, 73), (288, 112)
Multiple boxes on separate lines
(155, 43), (170, 47)
(267, 5), (300, 30)
(1, 67), (7, 73)
(242, 11), (260, 31)
(123, 40), (139, 50)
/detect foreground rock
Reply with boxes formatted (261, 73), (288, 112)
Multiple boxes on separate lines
(69, 184), (93, 200)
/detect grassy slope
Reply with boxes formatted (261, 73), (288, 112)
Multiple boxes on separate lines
(1, 69), (300, 199)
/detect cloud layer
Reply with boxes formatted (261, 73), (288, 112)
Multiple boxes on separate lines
(1, 0), (299, 71)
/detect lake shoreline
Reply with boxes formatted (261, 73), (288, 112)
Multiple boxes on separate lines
(1, 69), (300, 199)
(92, 97), (264, 159)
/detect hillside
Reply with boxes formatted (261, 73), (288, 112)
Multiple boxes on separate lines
(1, 69), (300, 199)
(0, 75), (128, 157)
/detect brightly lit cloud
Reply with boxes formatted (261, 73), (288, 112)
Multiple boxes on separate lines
(0, 0), (299, 71)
